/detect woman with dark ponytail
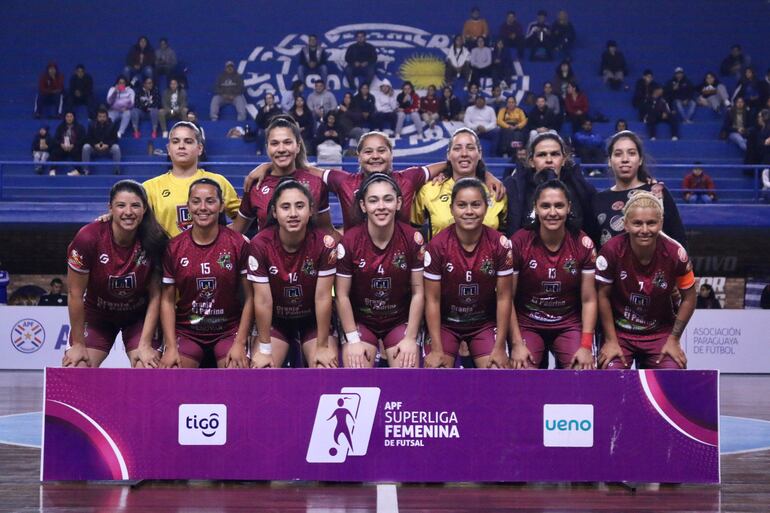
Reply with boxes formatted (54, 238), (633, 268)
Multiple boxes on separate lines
(63, 180), (168, 368)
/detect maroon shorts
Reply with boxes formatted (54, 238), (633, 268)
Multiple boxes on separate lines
(519, 324), (582, 369)
(358, 322), (409, 350)
(426, 321), (497, 359)
(606, 332), (682, 370)
(82, 310), (158, 353)
(176, 328), (237, 364)
(270, 317), (337, 345)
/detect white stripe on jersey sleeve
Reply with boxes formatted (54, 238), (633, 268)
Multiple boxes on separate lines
(410, 266), (424, 272)
(424, 271), (441, 281)
(67, 264), (89, 274)
(237, 211), (255, 220)
(247, 275), (268, 283)
(497, 269), (514, 277)
(581, 269), (596, 274)
(421, 166), (430, 181)
(318, 268), (336, 277)
(318, 206), (331, 214)
(162, 277), (175, 284)
(595, 275), (613, 284)
(322, 169), (332, 184)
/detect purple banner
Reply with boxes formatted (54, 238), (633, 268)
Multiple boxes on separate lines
(42, 369), (719, 483)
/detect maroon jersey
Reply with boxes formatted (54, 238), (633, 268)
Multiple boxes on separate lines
(247, 226), (337, 320)
(162, 228), (249, 341)
(510, 229), (596, 329)
(67, 222), (154, 321)
(424, 225), (513, 329)
(323, 166), (429, 230)
(337, 221), (425, 331)
(596, 233), (695, 340)
(238, 168), (330, 230)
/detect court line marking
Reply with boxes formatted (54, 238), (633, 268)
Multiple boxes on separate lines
(720, 415), (770, 455)
(377, 484), (399, 512)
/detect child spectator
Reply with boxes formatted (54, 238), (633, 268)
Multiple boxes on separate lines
(32, 126), (54, 175)
(721, 97), (752, 152)
(600, 40), (627, 90)
(682, 164), (717, 203)
(34, 62), (64, 119)
(665, 67), (696, 123)
(645, 85), (679, 140)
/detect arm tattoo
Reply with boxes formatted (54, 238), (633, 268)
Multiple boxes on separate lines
(671, 318), (687, 338)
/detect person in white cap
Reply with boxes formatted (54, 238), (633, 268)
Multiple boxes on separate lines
(665, 67), (696, 123)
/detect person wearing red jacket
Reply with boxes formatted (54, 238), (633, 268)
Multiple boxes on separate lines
(682, 164), (717, 203)
(395, 81), (424, 140)
(34, 62), (64, 119)
(564, 81), (589, 133)
(420, 85), (440, 130)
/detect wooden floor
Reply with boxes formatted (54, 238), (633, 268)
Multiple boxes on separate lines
(1, 371), (769, 513)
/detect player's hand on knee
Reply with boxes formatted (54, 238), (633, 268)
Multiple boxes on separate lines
(62, 345), (91, 368)
(598, 340), (626, 369)
(250, 353), (273, 369)
(395, 337), (419, 368)
(571, 347), (595, 370)
(658, 336), (687, 369)
(159, 349), (181, 369)
(424, 350), (447, 369)
(510, 341), (534, 369)
(314, 346), (339, 368)
(136, 345), (160, 369)
(345, 341), (369, 368)
(487, 347), (511, 369)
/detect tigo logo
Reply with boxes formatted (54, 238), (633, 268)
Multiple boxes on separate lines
(543, 404), (594, 448)
(178, 404), (227, 446)
(306, 387), (381, 463)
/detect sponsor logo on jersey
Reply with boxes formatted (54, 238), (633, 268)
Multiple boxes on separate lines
(161, 189), (171, 197)
(677, 247), (688, 263)
(336, 243), (346, 260)
(99, 253), (109, 264)
(217, 252), (233, 270)
(248, 255), (259, 272)
(68, 249), (85, 269)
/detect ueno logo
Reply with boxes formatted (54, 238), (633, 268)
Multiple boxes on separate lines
(543, 404), (593, 448)
(178, 404), (227, 446)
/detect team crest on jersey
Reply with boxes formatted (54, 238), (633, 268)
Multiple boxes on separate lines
(653, 271), (668, 290)
(196, 277), (217, 299)
(581, 236), (593, 249)
(414, 232), (424, 246)
(68, 249), (85, 269)
(371, 277), (391, 298)
(217, 251), (233, 270)
(499, 235), (511, 249)
(108, 273), (137, 298)
(677, 247), (688, 263)
(134, 249), (148, 267)
(392, 252), (407, 270)
(323, 235), (336, 249)
(563, 258), (577, 275)
(302, 258), (316, 276)
(177, 205), (192, 231)
(480, 258), (494, 276)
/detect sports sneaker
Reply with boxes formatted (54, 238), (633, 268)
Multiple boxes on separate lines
(48, 169), (56, 176)
(67, 169), (81, 176)
(162, 131), (169, 138)
(671, 136), (679, 141)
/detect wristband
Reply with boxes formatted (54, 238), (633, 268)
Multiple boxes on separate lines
(345, 331), (361, 344)
(581, 332), (594, 350)
(258, 343), (272, 355)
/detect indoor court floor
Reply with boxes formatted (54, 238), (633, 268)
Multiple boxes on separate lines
(1, 371), (769, 513)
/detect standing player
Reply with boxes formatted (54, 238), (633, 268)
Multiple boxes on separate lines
(63, 180), (167, 368)
(231, 117), (334, 234)
(336, 174), (425, 368)
(592, 130), (686, 247)
(596, 192), (696, 369)
(423, 178), (513, 369)
(242, 130), (505, 231)
(412, 128), (507, 239)
(247, 179), (338, 368)
(509, 180), (597, 370)
(159, 179), (253, 368)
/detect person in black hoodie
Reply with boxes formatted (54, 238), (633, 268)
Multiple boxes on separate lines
(439, 85), (462, 122)
(255, 92), (283, 154)
(80, 109), (121, 176)
(65, 64), (96, 120)
(50, 111), (86, 176)
(32, 125), (54, 175)
(632, 70), (657, 120)
(131, 77), (161, 139)
(600, 40), (627, 91)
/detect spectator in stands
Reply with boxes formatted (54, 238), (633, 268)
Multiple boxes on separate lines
(463, 96), (498, 152)
(697, 72), (731, 114)
(645, 85), (679, 140)
(721, 96), (752, 152)
(344, 31), (377, 89)
(335, 91), (364, 144)
(210, 61), (247, 121)
(633, 70), (657, 120)
(154, 38), (178, 85)
(504, 146), (529, 178)
(553, 60), (576, 98)
(281, 80), (305, 112)
(445, 34), (471, 85)
(0, 261), (8, 305)
(34, 62), (64, 119)
(499, 11), (524, 60)
(564, 81), (589, 133)
(614, 119), (629, 133)
(490, 40), (513, 88)
(107, 75), (134, 139)
(526, 10), (553, 61)
(462, 6), (489, 47)
(732, 67), (761, 111)
(185, 110), (207, 161)
(465, 82), (481, 108)
(32, 125), (54, 175)
(439, 85), (462, 122)
(79, 108), (121, 176)
(50, 111), (85, 175)
(759, 68), (770, 108)
(38, 278), (67, 306)
(762, 168), (770, 202)
(297, 34), (329, 86)
(696, 283), (722, 309)
(288, 96), (315, 153)
(573, 119), (606, 175)
(255, 92), (282, 154)
(542, 81), (562, 119)
(420, 85), (440, 130)
(600, 40), (628, 90)
(65, 64), (95, 121)
(527, 95), (558, 143)
(487, 84), (507, 110)
(131, 77), (161, 139)
(313, 111), (344, 160)
(307, 79), (338, 121)
(372, 79), (398, 133)
(394, 81), (423, 140)
(747, 108), (770, 167)
(351, 83), (375, 127)
(497, 96), (527, 157)
(124, 36), (155, 86)
(720, 44), (750, 79)
(159, 78), (188, 138)
(469, 37), (492, 87)
(682, 164), (717, 203)
(665, 67), (696, 123)
(551, 10), (576, 61)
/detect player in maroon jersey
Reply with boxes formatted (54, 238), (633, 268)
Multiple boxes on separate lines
(231, 116), (334, 234)
(508, 179), (597, 370)
(336, 173), (425, 368)
(242, 130), (505, 231)
(247, 178), (338, 368)
(159, 178), (253, 368)
(63, 180), (168, 368)
(595, 191), (696, 369)
(422, 178), (513, 369)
